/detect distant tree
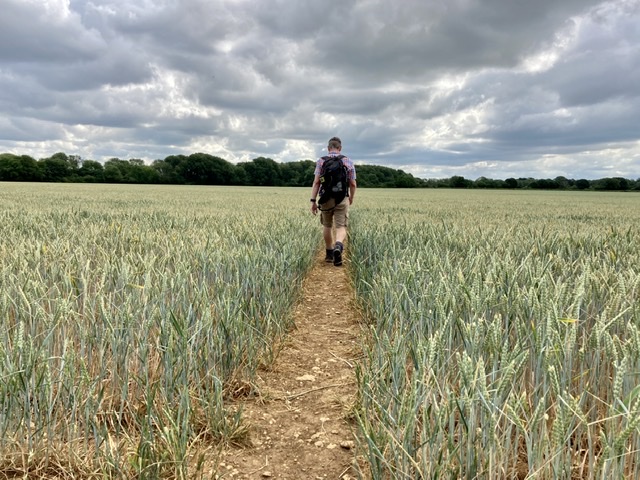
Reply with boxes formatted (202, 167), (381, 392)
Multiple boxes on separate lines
(615, 177), (629, 190)
(575, 179), (590, 190)
(51, 152), (81, 174)
(232, 165), (248, 185)
(6, 150), (640, 191)
(395, 170), (419, 188)
(103, 159), (126, 183)
(419, 178), (442, 188)
(39, 157), (71, 182)
(505, 178), (518, 189)
(554, 176), (570, 189)
(450, 175), (471, 188)
(352, 165), (383, 187)
(127, 159), (159, 184)
(474, 176), (498, 188)
(593, 177), (629, 191)
(152, 159), (179, 184)
(164, 154), (189, 170)
(240, 157), (282, 186)
(78, 160), (104, 182)
(279, 160), (315, 186)
(530, 178), (560, 189)
(352, 164), (419, 188)
(68, 155), (83, 171)
(178, 153), (235, 185)
(0, 153), (40, 181)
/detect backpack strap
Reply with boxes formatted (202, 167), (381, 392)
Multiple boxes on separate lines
(321, 154), (345, 162)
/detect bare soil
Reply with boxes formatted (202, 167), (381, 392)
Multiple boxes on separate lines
(218, 250), (363, 479)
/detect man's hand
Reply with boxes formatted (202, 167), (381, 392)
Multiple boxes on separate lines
(311, 202), (318, 215)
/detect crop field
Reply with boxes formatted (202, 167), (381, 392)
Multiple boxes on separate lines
(0, 183), (319, 478)
(1, 183), (639, 479)
(350, 189), (640, 478)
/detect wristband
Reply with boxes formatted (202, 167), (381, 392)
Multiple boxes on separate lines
(310, 198), (316, 202)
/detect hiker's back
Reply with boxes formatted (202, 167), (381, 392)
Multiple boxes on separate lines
(318, 155), (348, 209)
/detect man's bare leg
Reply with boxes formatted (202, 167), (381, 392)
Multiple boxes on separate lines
(323, 225), (334, 249)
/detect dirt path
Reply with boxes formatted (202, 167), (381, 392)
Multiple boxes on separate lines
(218, 250), (362, 479)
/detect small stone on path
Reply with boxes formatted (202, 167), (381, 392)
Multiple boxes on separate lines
(340, 440), (355, 450)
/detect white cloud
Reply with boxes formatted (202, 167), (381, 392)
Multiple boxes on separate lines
(0, 0), (638, 179)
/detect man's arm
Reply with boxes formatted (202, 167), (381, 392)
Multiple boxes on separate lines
(311, 174), (321, 199)
(310, 174), (321, 215)
(345, 158), (357, 205)
(348, 179), (357, 205)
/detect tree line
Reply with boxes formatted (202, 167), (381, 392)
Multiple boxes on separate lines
(0, 152), (638, 191)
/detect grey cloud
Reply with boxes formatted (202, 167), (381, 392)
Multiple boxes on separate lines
(251, 0), (354, 40)
(103, 0), (249, 58)
(547, 10), (640, 107)
(0, 0), (638, 180)
(0, 116), (67, 143)
(304, 0), (605, 81)
(0, 0), (104, 63)
(0, 73), (54, 114)
(489, 98), (640, 149)
(19, 44), (153, 92)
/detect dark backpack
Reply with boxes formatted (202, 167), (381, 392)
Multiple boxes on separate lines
(318, 155), (348, 210)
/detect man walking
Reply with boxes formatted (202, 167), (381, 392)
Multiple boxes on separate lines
(310, 137), (357, 266)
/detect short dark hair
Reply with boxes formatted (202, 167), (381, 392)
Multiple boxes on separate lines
(328, 137), (342, 150)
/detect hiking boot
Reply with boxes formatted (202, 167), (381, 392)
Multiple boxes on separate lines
(324, 249), (334, 263)
(333, 243), (343, 266)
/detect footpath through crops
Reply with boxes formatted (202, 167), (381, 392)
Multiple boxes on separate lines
(1, 184), (639, 479)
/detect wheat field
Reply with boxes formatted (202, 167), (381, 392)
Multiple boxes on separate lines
(350, 189), (640, 479)
(0, 183), (319, 478)
(1, 183), (639, 479)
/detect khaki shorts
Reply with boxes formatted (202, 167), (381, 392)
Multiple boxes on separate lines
(320, 197), (349, 228)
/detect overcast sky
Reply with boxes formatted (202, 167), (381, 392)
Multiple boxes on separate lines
(1, 0), (639, 179)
